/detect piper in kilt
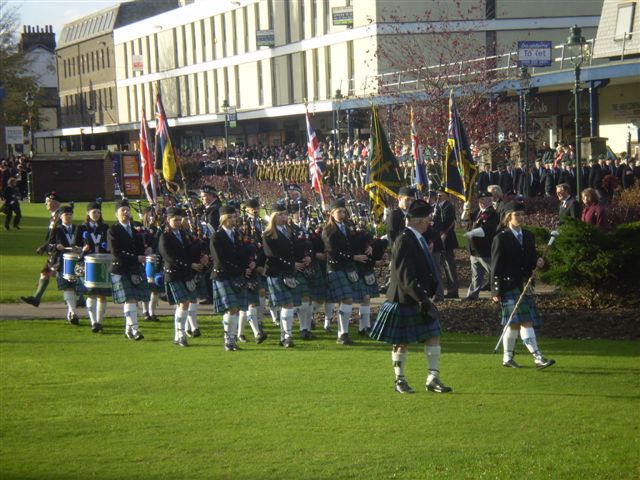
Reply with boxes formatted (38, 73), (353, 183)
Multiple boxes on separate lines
(159, 207), (207, 347)
(75, 202), (110, 332)
(50, 205), (83, 325)
(140, 207), (163, 323)
(262, 203), (299, 347)
(211, 205), (253, 351)
(322, 198), (369, 346)
(491, 202), (555, 369)
(182, 214), (211, 339)
(108, 200), (150, 341)
(370, 200), (453, 394)
(290, 210), (316, 341)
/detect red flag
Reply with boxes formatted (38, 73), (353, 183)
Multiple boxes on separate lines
(139, 109), (157, 203)
(305, 109), (325, 206)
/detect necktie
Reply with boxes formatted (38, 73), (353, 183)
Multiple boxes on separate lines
(228, 230), (235, 243)
(124, 224), (132, 237)
(418, 235), (438, 275)
(174, 231), (183, 244)
(338, 224), (346, 236)
(279, 226), (288, 238)
(515, 231), (523, 246)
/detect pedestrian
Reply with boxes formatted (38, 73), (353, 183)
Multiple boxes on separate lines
(370, 199), (453, 394)
(556, 183), (580, 221)
(490, 201), (555, 369)
(2, 177), (22, 231)
(580, 187), (607, 229)
(433, 188), (459, 298)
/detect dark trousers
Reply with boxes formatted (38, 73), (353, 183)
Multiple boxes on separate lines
(4, 203), (21, 228)
(440, 248), (459, 294)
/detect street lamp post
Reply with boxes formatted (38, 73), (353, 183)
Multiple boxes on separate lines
(565, 25), (588, 199)
(519, 67), (531, 197)
(87, 105), (95, 150)
(24, 92), (35, 156)
(334, 89), (343, 187)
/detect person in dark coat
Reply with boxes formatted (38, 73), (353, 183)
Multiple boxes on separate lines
(370, 199), (452, 394)
(385, 186), (416, 246)
(432, 189), (459, 298)
(556, 183), (580, 222)
(108, 199), (151, 341)
(200, 185), (221, 234)
(588, 157), (604, 193)
(2, 177), (21, 230)
(490, 201), (555, 370)
(463, 191), (499, 300)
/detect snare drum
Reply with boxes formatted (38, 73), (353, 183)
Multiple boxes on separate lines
(145, 255), (159, 282)
(84, 254), (113, 289)
(62, 253), (80, 281)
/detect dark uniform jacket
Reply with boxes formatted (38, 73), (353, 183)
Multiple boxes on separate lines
(386, 208), (406, 245)
(263, 227), (295, 276)
(558, 196), (580, 221)
(75, 221), (109, 254)
(210, 228), (245, 280)
(159, 229), (194, 283)
(490, 228), (537, 296)
(387, 228), (438, 306)
(322, 223), (355, 272)
(468, 206), (499, 258)
(108, 223), (146, 275)
(433, 200), (459, 250)
(202, 201), (221, 232)
(50, 223), (78, 270)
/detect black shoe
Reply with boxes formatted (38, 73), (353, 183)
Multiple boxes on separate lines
(144, 313), (153, 322)
(426, 377), (453, 393)
(132, 331), (144, 341)
(185, 329), (193, 337)
(238, 334), (248, 343)
(150, 315), (160, 322)
(21, 296), (40, 308)
(299, 329), (310, 340)
(91, 323), (103, 333)
(282, 337), (294, 348)
(502, 359), (521, 368)
(358, 328), (371, 336)
(192, 328), (201, 338)
(174, 337), (188, 347)
(535, 356), (556, 370)
(67, 313), (79, 325)
(394, 378), (415, 394)
(444, 292), (459, 299)
(255, 331), (268, 344)
(336, 333), (354, 345)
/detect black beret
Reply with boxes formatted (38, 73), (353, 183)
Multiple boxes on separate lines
(200, 185), (218, 196)
(398, 186), (417, 197)
(166, 207), (185, 218)
(59, 205), (74, 214)
(330, 198), (346, 211)
(271, 202), (288, 213)
(115, 199), (130, 211)
(86, 202), (101, 211)
(478, 191), (492, 199)
(503, 201), (525, 214)
(45, 191), (62, 202)
(220, 205), (236, 216)
(246, 198), (260, 209)
(406, 199), (433, 218)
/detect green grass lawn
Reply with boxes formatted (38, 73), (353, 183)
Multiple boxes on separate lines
(0, 202), (122, 303)
(1, 318), (638, 479)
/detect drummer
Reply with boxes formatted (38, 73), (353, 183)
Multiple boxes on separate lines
(75, 202), (110, 333)
(107, 199), (151, 341)
(159, 207), (206, 347)
(140, 206), (162, 323)
(51, 205), (83, 325)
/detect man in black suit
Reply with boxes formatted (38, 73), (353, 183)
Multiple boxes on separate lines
(370, 199), (452, 394)
(200, 185), (221, 235)
(385, 186), (417, 246)
(490, 201), (555, 370)
(476, 164), (492, 193)
(433, 188), (459, 298)
(588, 157), (603, 192)
(556, 183), (580, 222)
(463, 191), (499, 300)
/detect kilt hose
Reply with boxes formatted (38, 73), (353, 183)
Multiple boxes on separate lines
(370, 300), (442, 345)
(111, 272), (150, 304)
(499, 288), (541, 328)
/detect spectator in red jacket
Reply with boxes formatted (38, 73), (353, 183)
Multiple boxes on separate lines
(580, 188), (607, 230)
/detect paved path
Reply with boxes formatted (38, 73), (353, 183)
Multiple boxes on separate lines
(0, 284), (556, 320)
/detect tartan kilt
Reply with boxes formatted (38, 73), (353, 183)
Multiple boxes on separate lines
(194, 274), (209, 299)
(370, 300), (442, 344)
(85, 286), (112, 297)
(500, 288), (541, 327)
(166, 279), (198, 305)
(266, 276), (295, 307)
(326, 270), (356, 303)
(291, 274), (311, 305)
(56, 274), (87, 295)
(352, 274), (380, 303)
(213, 279), (248, 313)
(306, 269), (327, 302)
(111, 272), (150, 304)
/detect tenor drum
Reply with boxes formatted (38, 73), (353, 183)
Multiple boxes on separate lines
(145, 255), (159, 282)
(84, 254), (113, 289)
(62, 253), (80, 281)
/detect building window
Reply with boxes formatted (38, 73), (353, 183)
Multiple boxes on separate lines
(615, 3), (635, 40)
(63, 59), (68, 78)
(91, 51), (95, 71)
(109, 87), (113, 109)
(106, 47), (110, 68)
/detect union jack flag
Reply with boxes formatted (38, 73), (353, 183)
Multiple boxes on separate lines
(305, 109), (325, 205)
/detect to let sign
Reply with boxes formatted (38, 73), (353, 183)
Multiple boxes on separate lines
(517, 41), (552, 67)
